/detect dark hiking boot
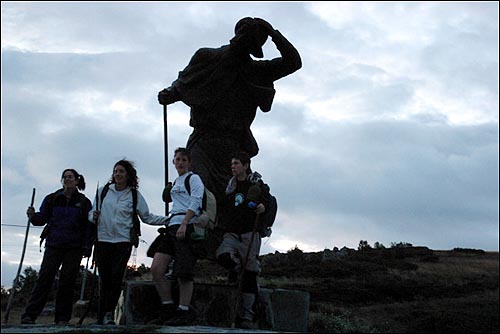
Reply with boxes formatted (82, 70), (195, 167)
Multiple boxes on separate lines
(228, 269), (238, 285)
(235, 314), (258, 329)
(146, 316), (164, 325)
(163, 308), (196, 326)
(21, 316), (35, 324)
(103, 312), (115, 325)
(147, 303), (177, 325)
(237, 320), (259, 329)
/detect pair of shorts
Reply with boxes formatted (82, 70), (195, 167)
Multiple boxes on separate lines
(215, 232), (261, 273)
(147, 230), (168, 258)
(162, 224), (198, 280)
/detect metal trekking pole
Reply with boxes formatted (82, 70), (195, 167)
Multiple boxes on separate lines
(163, 103), (169, 215)
(77, 250), (98, 325)
(74, 256), (90, 322)
(77, 248), (98, 325)
(78, 256), (90, 301)
(230, 214), (259, 329)
(4, 188), (36, 324)
(77, 183), (99, 326)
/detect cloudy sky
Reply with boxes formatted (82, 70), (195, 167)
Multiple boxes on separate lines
(1, 2), (498, 287)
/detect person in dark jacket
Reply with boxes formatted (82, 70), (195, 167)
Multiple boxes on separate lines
(216, 151), (269, 329)
(20, 168), (94, 325)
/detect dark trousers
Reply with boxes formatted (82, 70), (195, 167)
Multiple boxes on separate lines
(95, 241), (131, 322)
(22, 247), (82, 322)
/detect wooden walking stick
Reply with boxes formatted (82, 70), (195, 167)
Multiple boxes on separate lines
(230, 184), (262, 328)
(4, 188), (36, 324)
(231, 216), (259, 329)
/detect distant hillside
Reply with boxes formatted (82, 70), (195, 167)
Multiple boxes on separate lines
(3, 245), (497, 332)
(194, 245), (499, 333)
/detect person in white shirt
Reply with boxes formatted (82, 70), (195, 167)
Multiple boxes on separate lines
(89, 159), (168, 325)
(149, 148), (204, 326)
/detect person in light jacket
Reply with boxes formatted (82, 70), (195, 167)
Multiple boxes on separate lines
(149, 147), (204, 326)
(89, 159), (168, 325)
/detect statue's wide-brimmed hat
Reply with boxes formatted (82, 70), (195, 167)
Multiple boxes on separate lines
(234, 17), (268, 58)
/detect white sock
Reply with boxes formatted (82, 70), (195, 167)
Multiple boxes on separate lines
(162, 300), (174, 305)
(178, 305), (189, 311)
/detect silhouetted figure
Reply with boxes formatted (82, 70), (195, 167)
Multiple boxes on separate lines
(158, 17), (301, 205)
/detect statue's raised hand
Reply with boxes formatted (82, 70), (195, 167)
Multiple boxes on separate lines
(254, 18), (274, 35)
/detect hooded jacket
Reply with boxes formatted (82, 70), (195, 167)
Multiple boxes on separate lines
(89, 184), (167, 243)
(32, 189), (93, 249)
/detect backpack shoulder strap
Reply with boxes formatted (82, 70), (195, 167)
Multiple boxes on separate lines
(38, 189), (63, 251)
(100, 182), (111, 207)
(131, 187), (138, 214)
(44, 188), (64, 218)
(45, 191), (56, 211)
(184, 173), (207, 211)
(131, 187), (141, 244)
(76, 191), (89, 217)
(184, 173), (193, 195)
(99, 182), (136, 213)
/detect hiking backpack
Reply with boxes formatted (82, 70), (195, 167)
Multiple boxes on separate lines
(182, 173), (217, 240)
(257, 182), (278, 238)
(100, 182), (141, 247)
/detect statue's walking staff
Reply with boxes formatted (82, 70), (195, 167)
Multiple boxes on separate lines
(163, 104), (169, 215)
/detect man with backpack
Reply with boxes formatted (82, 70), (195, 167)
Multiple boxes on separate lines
(215, 151), (276, 329)
(148, 148), (206, 326)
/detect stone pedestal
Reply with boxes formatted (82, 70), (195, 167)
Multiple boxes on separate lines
(119, 281), (309, 332)
(72, 300), (89, 318)
(269, 289), (310, 332)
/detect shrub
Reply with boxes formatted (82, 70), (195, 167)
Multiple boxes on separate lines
(390, 241), (413, 248)
(308, 310), (371, 333)
(452, 248), (485, 254)
(287, 245), (304, 263)
(358, 240), (372, 251)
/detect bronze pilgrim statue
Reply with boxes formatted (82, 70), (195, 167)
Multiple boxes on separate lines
(158, 17), (301, 206)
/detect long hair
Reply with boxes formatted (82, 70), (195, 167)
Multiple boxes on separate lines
(111, 159), (139, 188)
(61, 168), (86, 191)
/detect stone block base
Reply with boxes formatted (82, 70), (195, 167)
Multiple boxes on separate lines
(119, 281), (309, 332)
(72, 300), (89, 318)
